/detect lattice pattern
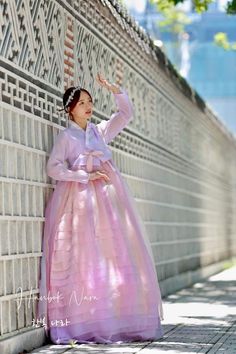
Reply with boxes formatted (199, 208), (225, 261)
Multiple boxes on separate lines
(0, 0), (236, 345)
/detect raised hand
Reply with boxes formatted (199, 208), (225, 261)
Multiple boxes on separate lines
(95, 73), (121, 94)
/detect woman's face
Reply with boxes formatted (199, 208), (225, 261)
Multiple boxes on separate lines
(69, 91), (93, 123)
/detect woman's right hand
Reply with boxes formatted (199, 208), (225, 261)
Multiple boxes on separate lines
(89, 171), (110, 182)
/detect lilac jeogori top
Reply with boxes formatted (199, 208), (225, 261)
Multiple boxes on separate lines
(46, 88), (134, 184)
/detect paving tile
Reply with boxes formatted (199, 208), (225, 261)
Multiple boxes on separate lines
(29, 344), (76, 353)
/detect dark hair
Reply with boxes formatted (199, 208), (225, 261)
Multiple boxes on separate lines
(62, 86), (93, 113)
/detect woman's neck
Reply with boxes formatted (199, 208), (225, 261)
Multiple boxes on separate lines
(70, 119), (88, 131)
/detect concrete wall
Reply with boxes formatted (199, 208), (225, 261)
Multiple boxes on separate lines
(0, 0), (236, 351)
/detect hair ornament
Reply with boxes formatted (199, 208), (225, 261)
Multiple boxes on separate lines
(58, 85), (81, 112)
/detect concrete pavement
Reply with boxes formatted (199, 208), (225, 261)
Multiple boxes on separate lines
(26, 264), (236, 354)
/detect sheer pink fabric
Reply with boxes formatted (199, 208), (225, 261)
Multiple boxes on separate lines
(37, 88), (164, 344)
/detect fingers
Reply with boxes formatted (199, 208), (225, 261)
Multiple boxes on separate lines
(96, 171), (110, 182)
(99, 173), (110, 181)
(96, 73), (105, 83)
(96, 73), (110, 89)
(97, 72), (105, 81)
(88, 172), (97, 181)
(89, 170), (110, 182)
(103, 174), (110, 182)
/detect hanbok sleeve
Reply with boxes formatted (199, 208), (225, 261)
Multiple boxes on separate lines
(96, 88), (134, 144)
(46, 130), (90, 183)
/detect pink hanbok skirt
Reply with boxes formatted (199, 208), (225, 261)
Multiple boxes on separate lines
(37, 159), (164, 344)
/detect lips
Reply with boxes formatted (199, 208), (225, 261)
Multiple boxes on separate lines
(86, 111), (91, 114)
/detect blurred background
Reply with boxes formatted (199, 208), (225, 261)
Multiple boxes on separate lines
(122, 0), (236, 137)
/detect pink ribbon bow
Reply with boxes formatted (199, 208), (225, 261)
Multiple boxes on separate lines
(83, 150), (104, 172)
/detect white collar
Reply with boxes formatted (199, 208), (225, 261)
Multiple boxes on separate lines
(69, 120), (91, 131)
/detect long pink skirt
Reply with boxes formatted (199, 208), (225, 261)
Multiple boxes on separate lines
(37, 160), (164, 344)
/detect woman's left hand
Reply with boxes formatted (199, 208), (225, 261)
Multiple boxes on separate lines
(96, 73), (121, 94)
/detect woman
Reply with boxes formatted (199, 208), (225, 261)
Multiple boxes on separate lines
(37, 73), (164, 344)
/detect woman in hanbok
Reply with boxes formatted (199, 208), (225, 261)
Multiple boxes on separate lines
(37, 73), (164, 344)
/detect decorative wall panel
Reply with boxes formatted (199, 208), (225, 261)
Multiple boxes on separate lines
(0, 0), (236, 344)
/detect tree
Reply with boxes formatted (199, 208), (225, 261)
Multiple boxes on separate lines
(150, 0), (236, 51)
(151, 0), (236, 14)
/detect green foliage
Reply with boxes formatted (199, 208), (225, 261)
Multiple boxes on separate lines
(159, 8), (191, 34)
(150, 0), (236, 51)
(150, 0), (236, 14)
(150, 0), (191, 35)
(214, 32), (236, 50)
(192, 0), (213, 13)
(68, 339), (78, 347)
(226, 0), (236, 13)
(223, 258), (236, 269)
